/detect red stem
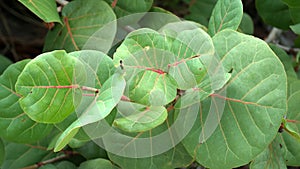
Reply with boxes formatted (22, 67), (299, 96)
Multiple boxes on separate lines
(64, 17), (79, 50)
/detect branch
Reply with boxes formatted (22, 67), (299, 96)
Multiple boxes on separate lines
(56, 0), (69, 6)
(21, 151), (79, 169)
(265, 27), (282, 43)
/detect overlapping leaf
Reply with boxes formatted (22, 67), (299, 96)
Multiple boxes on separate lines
(104, 0), (153, 18)
(279, 88), (300, 166)
(1, 143), (55, 169)
(0, 60), (53, 143)
(18, 0), (61, 23)
(250, 137), (287, 169)
(108, 120), (193, 169)
(114, 102), (167, 132)
(43, 0), (116, 52)
(269, 44), (297, 78)
(78, 158), (119, 169)
(183, 30), (287, 169)
(15, 50), (79, 123)
(51, 50), (122, 151)
(184, 0), (217, 26)
(256, 0), (293, 29)
(208, 0), (243, 36)
(54, 72), (126, 152)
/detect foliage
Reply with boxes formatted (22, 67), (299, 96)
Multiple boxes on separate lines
(0, 0), (299, 168)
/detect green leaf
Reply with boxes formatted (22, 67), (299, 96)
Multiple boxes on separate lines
(108, 127), (193, 169)
(208, 0), (243, 36)
(281, 0), (300, 7)
(78, 158), (119, 169)
(269, 44), (297, 78)
(0, 55), (12, 75)
(0, 139), (4, 166)
(114, 102), (167, 132)
(128, 70), (177, 106)
(113, 27), (223, 102)
(290, 23), (300, 35)
(15, 50), (79, 123)
(279, 132), (300, 166)
(184, 0), (217, 26)
(104, 0), (153, 17)
(238, 13), (254, 35)
(289, 7), (300, 24)
(250, 137), (287, 169)
(54, 73), (126, 152)
(0, 60), (53, 143)
(55, 161), (77, 169)
(278, 89), (300, 166)
(183, 30), (287, 169)
(75, 141), (108, 160)
(288, 78), (300, 96)
(18, 0), (61, 23)
(278, 86), (300, 166)
(43, 0), (116, 52)
(1, 143), (54, 169)
(256, 0), (293, 30)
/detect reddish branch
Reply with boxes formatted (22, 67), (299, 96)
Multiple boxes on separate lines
(210, 93), (259, 106)
(167, 55), (201, 69)
(21, 151), (79, 169)
(111, 0), (118, 8)
(145, 68), (166, 74)
(63, 17), (79, 50)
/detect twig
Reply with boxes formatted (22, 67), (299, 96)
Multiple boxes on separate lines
(21, 151), (79, 169)
(265, 27), (282, 43)
(275, 43), (300, 53)
(56, 0), (69, 6)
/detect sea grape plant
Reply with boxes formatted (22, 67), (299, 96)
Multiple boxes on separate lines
(0, 0), (299, 168)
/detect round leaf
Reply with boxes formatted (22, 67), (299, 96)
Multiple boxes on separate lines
(183, 30), (287, 169)
(15, 50), (79, 123)
(114, 103), (167, 132)
(43, 0), (116, 52)
(0, 60), (53, 142)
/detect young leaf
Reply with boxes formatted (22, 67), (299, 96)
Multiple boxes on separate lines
(43, 0), (116, 52)
(54, 73), (126, 152)
(0, 60), (53, 143)
(114, 103), (167, 132)
(18, 0), (61, 24)
(183, 30), (287, 169)
(208, 0), (243, 36)
(15, 50), (79, 123)
(128, 70), (177, 106)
